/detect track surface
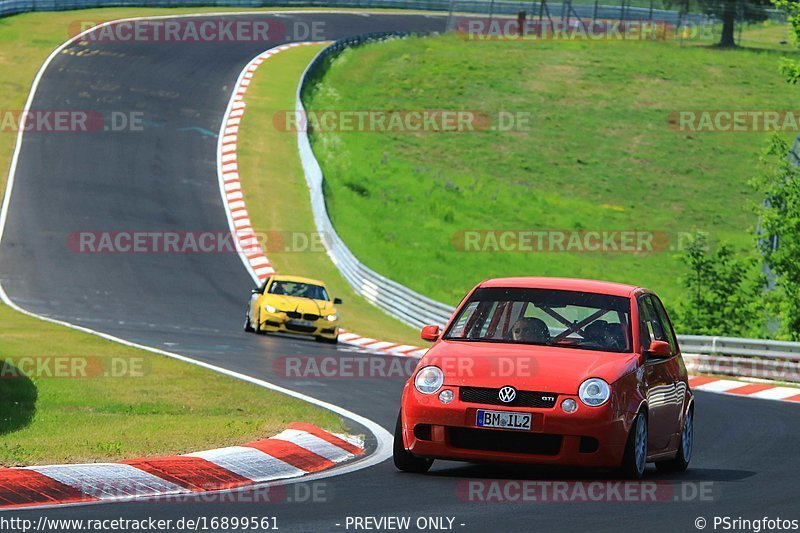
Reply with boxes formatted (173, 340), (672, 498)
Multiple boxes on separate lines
(0, 11), (798, 532)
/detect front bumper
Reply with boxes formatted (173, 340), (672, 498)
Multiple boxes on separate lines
(260, 311), (338, 339)
(402, 386), (629, 468)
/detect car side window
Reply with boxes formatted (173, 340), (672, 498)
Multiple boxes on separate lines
(638, 295), (669, 350)
(651, 296), (678, 354)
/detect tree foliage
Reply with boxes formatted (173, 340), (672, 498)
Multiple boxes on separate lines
(751, 136), (800, 340)
(676, 232), (765, 336)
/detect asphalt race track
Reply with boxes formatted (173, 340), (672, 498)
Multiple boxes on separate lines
(0, 11), (798, 532)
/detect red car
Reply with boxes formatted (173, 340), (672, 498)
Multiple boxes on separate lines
(394, 277), (693, 479)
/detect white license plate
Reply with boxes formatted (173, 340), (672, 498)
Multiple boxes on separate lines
(289, 319), (315, 328)
(476, 409), (532, 431)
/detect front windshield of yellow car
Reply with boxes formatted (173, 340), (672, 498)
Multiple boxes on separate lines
(268, 280), (330, 301)
(443, 287), (632, 353)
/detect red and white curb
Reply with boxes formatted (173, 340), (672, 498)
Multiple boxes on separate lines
(688, 374), (800, 403)
(216, 41), (430, 357)
(217, 41), (325, 283)
(0, 423), (363, 509)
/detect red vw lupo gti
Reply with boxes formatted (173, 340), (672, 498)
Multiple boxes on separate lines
(394, 277), (693, 479)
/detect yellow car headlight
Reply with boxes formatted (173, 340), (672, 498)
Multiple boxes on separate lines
(264, 305), (277, 313)
(326, 313), (338, 322)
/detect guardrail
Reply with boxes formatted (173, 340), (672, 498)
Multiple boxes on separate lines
(297, 32), (456, 332)
(0, 0), (716, 26)
(297, 32), (800, 384)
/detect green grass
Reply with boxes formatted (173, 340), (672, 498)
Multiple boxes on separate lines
(0, 9), (352, 467)
(304, 32), (800, 319)
(236, 43), (422, 346)
(0, 304), (343, 466)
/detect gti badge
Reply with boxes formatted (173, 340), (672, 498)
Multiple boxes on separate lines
(498, 386), (517, 403)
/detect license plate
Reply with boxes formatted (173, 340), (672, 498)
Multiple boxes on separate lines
(289, 319), (315, 328)
(476, 409), (532, 431)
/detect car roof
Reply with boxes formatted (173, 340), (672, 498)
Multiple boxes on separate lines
(270, 274), (327, 286)
(478, 277), (640, 298)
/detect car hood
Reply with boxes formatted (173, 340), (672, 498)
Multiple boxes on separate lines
(423, 339), (640, 394)
(263, 294), (335, 314)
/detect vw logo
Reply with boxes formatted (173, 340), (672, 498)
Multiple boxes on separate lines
(498, 386), (517, 403)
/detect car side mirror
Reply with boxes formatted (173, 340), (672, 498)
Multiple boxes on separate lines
(334, 297), (343, 305)
(251, 288), (260, 294)
(646, 340), (672, 359)
(421, 325), (441, 342)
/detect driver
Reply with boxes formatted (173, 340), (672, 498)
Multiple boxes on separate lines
(510, 317), (550, 343)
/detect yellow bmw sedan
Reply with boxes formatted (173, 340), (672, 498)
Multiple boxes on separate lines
(244, 275), (341, 343)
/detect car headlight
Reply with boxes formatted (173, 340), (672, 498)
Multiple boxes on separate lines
(414, 366), (444, 395)
(264, 305), (277, 313)
(326, 313), (338, 322)
(578, 378), (611, 407)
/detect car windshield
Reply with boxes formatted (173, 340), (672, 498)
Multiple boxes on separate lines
(269, 280), (329, 301)
(443, 287), (632, 353)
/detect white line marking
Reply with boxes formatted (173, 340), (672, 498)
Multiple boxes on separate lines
(0, 12), (402, 512)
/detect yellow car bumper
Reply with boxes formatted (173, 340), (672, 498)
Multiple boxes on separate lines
(260, 312), (339, 339)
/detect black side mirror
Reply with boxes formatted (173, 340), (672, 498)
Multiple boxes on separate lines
(334, 297), (343, 305)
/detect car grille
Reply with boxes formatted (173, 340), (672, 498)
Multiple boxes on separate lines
(285, 323), (316, 333)
(448, 427), (562, 455)
(459, 387), (557, 408)
(285, 311), (319, 321)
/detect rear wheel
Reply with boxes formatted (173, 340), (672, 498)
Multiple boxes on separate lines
(620, 410), (648, 479)
(393, 413), (433, 473)
(656, 405), (693, 473)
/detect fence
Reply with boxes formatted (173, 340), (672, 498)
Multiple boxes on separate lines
(0, 0), (786, 27)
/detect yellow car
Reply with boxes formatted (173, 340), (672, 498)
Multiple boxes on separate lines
(244, 275), (341, 343)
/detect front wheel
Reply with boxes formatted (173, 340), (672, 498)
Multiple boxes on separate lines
(244, 308), (254, 332)
(620, 410), (648, 479)
(393, 413), (433, 473)
(656, 405), (693, 473)
(315, 335), (339, 345)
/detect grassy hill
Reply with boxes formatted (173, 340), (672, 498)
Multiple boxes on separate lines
(305, 30), (800, 322)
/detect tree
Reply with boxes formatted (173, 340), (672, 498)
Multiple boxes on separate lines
(667, 0), (772, 47)
(676, 232), (765, 337)
(751, 136), (800, 340)
(773, 0), (800, 82)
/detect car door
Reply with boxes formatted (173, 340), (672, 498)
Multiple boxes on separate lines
(650, 294), (685, 439)
(638, 294), (679, 451)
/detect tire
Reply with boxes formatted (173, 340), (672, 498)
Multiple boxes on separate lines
(656, 405), (693, 473)
(315, 335), (339, 345)
(244, 308), (254, 333)
(253, 310), (264, 334)
(620, 410), (648, 479)
(393, 413), (433, 473)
